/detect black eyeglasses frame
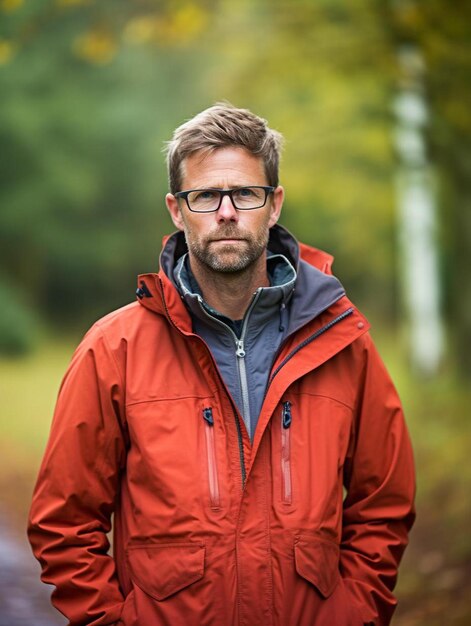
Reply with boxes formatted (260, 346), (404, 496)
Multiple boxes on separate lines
(174, 186), (276, 213)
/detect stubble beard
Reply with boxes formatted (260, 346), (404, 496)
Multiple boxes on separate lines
(185, 226), (269, 274)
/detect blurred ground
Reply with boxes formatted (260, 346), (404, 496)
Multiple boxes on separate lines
(0, 506), (65, 626)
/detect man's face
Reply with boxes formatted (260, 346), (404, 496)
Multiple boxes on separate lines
(166, 146), (284, 275)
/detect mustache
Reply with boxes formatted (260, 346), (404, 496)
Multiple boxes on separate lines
(207, 226), (248, 240)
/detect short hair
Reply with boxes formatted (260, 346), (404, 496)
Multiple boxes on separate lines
(165, 102), (284, 194)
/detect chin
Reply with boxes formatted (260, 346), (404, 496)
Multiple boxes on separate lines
(207, 256), (253, 274)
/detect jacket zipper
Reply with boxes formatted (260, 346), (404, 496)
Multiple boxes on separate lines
(202, 408), (221, 509)
(281, 401), (293, 505)
(266, 307), (355, 392)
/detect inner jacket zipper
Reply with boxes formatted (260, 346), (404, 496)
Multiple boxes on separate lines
(281, 401), (293, 505)
(203, 407), (220, 509)
(196, 290), (262, 487)
(234, 290), (262, 437)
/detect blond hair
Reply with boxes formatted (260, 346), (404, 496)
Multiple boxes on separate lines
(165, 102), (283, 193)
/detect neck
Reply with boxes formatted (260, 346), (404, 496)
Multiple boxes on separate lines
(189, 254), (270, 320)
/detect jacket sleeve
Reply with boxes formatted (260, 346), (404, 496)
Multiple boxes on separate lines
(27, 323), (127, 626)
(340, 333), (416, 626)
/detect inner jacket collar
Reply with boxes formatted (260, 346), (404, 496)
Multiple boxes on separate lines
(173, 251), (297, 337)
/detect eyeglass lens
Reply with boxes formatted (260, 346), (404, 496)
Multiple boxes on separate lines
(187, 187), (267, 212)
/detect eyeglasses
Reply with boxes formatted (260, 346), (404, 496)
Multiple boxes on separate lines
(174, 186), (275, 213)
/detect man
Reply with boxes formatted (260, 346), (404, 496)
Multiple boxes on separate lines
(28, 103), (415, 626)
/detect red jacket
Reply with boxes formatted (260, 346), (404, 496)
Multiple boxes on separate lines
(28, 235), (415, 626)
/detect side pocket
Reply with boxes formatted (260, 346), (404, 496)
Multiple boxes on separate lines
(281, 401), (293, 505)
(126, 542), (205, 601)
(294, 535), (340, 598)
(203, 407), (221, 509)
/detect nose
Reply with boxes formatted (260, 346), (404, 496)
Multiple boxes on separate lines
(216, 193), (239, 223)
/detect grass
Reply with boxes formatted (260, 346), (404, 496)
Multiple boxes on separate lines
(0, 340), (76, 455)
(0, 339), (76, 522)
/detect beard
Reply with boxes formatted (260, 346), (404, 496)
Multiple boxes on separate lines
(184, 224), (270, 274)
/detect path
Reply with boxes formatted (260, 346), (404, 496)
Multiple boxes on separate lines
(0, 508), (66, 626)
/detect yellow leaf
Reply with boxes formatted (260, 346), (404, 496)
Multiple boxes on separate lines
(123, 3), (208, 46)
(151, 4), (209, 46)
(0, 38), (15, 64)
(172, 4), (208, 40)
(73, 31), (117, 65)
(123, 16), (159, 45)
(1, 0), (23, 12)
(56, 0), (91, 6)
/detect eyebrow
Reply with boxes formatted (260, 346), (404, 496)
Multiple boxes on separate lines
(183, 183), (261, 190)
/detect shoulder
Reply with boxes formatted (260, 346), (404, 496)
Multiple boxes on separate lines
(94, 301), (143, 332)
(78, 300), (166, 356)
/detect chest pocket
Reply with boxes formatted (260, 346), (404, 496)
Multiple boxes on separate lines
(271, 393), (354, 517)
(124, 396), (227, 527)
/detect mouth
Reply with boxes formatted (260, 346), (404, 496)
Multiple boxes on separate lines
(210, 238), (245, 244)
(211, 235), (246, 241)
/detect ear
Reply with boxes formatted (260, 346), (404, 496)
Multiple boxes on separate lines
(268, 185), (284, 228)
(166, 193), (185, 231)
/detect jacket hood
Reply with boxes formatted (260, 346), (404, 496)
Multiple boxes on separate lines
(135, 224), (345, 335)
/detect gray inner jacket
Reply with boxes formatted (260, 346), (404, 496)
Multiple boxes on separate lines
(162, 224), (346, 441)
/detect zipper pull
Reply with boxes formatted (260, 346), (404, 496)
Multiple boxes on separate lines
(203, 407), (214, 426)
(282, 401), (292, 428)
(279, 301), (286, 332)
(235, 339), (246, 358)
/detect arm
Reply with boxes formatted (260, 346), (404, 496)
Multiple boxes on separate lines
(28, 324), (127, 626)
(341, 333), (416, 626)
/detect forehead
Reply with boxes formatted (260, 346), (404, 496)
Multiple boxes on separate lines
(181, 146), (267, 188)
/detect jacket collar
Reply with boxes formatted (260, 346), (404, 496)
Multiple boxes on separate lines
(172, 250), (296, 331)
(135, 224), (345, 336)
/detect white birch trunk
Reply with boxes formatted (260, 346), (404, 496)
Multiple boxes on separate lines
(394, 45), (444, 376)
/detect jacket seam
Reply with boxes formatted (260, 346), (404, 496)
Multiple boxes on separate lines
(93, 324), (129, 475)
(352, 332), (371, 417)
(82, 325), (127, 478)
(95, 322), (125, 390)
(347, 333), (372, 479)
(287, 391), (354, 412)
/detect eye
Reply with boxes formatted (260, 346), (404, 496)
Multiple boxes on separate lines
(234, 187), (265, 203)
(194, 189), (218, 201)
(237, 187), (256, 197)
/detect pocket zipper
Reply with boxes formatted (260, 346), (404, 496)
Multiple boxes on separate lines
(203, 407), (221, 509)
(281, 401), (293, 505)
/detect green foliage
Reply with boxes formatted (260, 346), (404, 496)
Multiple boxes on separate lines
(0, 23), (178, 328)
(0, 276), (38, 355)
(0, 0), (470, 364)
(0, 0), (402, 332)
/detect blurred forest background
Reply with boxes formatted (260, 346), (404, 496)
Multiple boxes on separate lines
(0, 0), (470, 624)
